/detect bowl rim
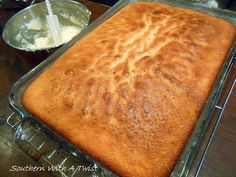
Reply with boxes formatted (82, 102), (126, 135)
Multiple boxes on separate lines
(2, 0), (91, 52)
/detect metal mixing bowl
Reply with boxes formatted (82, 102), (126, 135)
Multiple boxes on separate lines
(2, 0), (91, 52)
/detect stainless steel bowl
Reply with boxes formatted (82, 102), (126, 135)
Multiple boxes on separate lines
(2, 0), (91, 52)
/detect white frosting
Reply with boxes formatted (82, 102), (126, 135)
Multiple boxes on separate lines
(59, 26), (81, 44)
(25, 18), (43, 30)
(16, 17), (82, 51)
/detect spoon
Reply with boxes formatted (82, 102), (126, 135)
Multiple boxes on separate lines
(45, 0), (60, 44)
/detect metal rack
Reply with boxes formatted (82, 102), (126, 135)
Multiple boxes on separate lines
(6, 112), (116, 177)
(193, 77), (236, 177)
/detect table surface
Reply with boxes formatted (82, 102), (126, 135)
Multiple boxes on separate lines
(0, 1), (235, 177)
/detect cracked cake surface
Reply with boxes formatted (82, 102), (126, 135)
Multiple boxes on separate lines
(22, 2), (236, 177)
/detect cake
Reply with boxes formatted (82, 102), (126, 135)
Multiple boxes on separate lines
(22, 2), (236, 177)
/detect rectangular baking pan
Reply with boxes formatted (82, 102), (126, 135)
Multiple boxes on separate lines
(8, 0), (236, 176)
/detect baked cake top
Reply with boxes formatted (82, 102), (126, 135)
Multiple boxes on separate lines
(22, 2), (236, 177)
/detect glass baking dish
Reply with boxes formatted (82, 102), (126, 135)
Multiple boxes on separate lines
(8, 0), (236, 176)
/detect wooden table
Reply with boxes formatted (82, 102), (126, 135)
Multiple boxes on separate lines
(0, 1), (235, 177)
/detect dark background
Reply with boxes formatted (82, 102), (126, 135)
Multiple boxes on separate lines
(90, 0), (236, 8)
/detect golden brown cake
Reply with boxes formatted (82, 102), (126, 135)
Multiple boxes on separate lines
(22, 2), (236, 177)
